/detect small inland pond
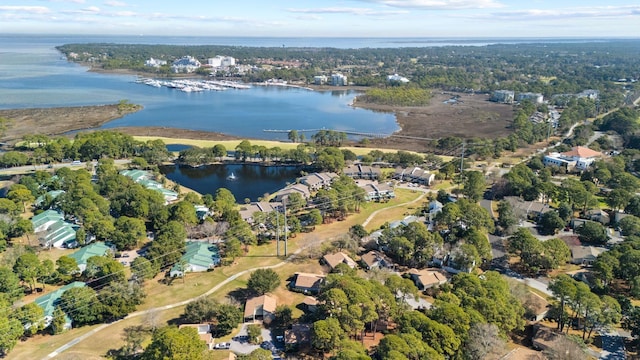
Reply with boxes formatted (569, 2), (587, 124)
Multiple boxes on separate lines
(159, 163), (305, 202)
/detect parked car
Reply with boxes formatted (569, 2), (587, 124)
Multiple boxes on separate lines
(214, 342), (230, 349)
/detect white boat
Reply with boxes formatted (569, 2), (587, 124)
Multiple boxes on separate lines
(227, 172), (236, 180)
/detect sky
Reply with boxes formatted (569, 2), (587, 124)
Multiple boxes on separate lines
(1, 0), (639, 38)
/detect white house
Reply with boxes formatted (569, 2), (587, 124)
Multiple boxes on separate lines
(544, 146), (602, 171)
(387, 74), (410, 83)
(171, 56), (201, 73)
(207, 55), (235, 68)
(517, 92), (544, 104)
(491, 90), (515, 104)
(144, 57), (167, 68)
(331, 73), (348, 86)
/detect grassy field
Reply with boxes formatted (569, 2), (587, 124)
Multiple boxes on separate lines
(7, 186), (427, 359)
(132, 135), (432, 157)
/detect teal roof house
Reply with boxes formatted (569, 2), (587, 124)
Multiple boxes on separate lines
(31, 209), (64, 233)
(34, 281), (86, 329)
(69, 242), (113, 272)
(170, 241), (220, 278)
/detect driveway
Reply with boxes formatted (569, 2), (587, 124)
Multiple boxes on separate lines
(488, 234), (506, 260)
(229, 323), (274, 355)
(599, 330), (626, 360)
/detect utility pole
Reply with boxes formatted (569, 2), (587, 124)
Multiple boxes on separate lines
(284, 200), (288, 257)
(276, 210), (279, 257)
(459, 140), (465, 189)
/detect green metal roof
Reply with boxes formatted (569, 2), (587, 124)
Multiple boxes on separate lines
(34, 190), (66, 207)
(120, 169), (150, 182)
(69, 242), (111, 265)
(31, 210), (64, 230)
(171, 242), (220, 273)
(34, 281), (86, 318)
(42, 220), (76, 247)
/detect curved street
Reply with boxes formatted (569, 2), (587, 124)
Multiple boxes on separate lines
(43, 189), (428, 359)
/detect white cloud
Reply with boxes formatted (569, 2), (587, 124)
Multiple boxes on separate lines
(104, 1), (127, 7)
(0, 6), (51, 14)
(473, 5), (640, 20)
(41, 0), (86, 3)
(287, 7), (408, 16)
(81, 6), (100, 13)
(354, 0), (504, 10)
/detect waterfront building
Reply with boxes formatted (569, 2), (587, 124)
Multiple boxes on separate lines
(144, 57), (167, 68)
(330, 73), (348, 86)
(491, 90), (515, 103)
(171, 56), (201, 73)
(517, 92), (544, 104)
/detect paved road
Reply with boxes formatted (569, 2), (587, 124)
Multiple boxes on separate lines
(43, 250), (298, 359)
(43, 188), (428, 359)
(600, 330), (626, 360)
(362, 185), (430, 228)
(0, 159), (131, 176)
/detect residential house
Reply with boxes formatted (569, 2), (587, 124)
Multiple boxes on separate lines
(31, 209), (64, 233)
(343, 164), (381, 180)
(407, 268), (448, 290)
(322, 252), (357, 270)
(301, 296), (319, 313)
(393, 167), (435, 186)
(239, 201), (282, 223)
(273, 184), (311, 202)
(360, 251), (395, 270)
(284, 324), (312, 350)
(34, 190), (65, 208)
(68, 242), (112, 272)
(491, 90), (515, 104)
(570, 245), (607, 266)
(34, 281), (86, 329)
(388, 215), (421, 230)
(244, 294), (277, 322)
(387, 74), (410, 83)
(584, 209), (610, 225)
(503, 196), (551, 220)
(40, 220), (77, 249)
(194, 205), (211, 221)
(532, 325), (561, 352)
(178, 324), (214, 350)
(289, 273), (325, 294)
(577, 89), (599, 100)
(120, 169), (179, 204)
(299, 172), (338, 191)
(359, 181), (395, 201)
(524, 292), (550, 322)
(169, 241), (220, 278)
(427, 200), (443, 229)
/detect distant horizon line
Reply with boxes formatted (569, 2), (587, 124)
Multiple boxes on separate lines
(2, 33), (640, 40)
